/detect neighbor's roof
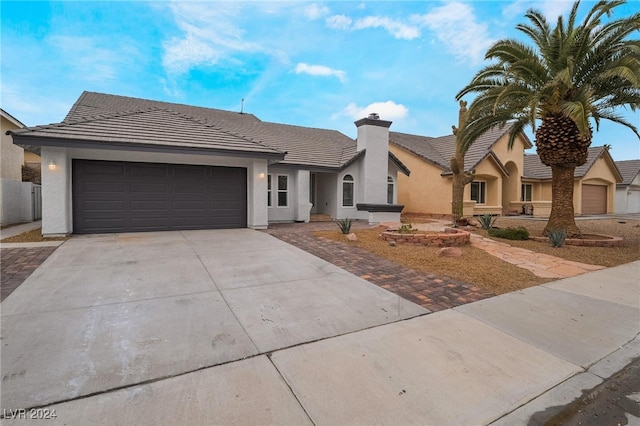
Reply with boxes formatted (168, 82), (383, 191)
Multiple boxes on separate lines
(1, 108), (26, 128)
(523, 146), (623, 182)
(390, 123), (531, 175)
(614, 159), (640, 185)
(10, 91), (371, 169)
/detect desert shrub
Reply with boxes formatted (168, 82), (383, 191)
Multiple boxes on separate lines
(397, 223), (417, 234)
(478, 214), (496, 230)
(488, 227), (529, 240)
(548, 229), (567, 248)
(336, 218), (352, 234)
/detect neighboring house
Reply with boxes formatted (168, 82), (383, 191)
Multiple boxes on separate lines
(390, 125), (622, 218)
(1, 109), (40, 225)
(8, 92), (408, 236)
(389, 124), (533, 217)
(522, 146), (622, 216)
(614, 159), (640, 214)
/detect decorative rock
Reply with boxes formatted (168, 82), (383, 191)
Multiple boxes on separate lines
(436, 247), (462, 257)
(346, 233), (358, 241)
(389, 240), (396, 247)
(467, 217), (481, 228)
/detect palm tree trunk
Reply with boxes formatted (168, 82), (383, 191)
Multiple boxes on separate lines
(543, 165), (581, 237)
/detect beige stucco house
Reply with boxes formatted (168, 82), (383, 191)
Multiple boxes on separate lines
(390, 125), (622, 218)
(390, 125), (533, 217)
(1, 109), (41, 225)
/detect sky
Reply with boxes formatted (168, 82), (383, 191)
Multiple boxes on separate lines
(1, 0), (639, 160)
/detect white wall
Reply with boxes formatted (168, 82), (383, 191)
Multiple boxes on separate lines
(266, 167), (312, 223)
(41, 147), (270, 235)
(0, 180), (35, 225)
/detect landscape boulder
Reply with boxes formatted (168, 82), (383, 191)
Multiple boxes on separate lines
(436, 247), (462, 257)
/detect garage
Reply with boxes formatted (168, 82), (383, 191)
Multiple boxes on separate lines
(581, 184), (607, 215)
(73, 160), (247, 234)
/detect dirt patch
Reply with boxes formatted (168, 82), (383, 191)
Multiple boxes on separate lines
(1, 228), (68, 243)
(315, 229), (548, 295)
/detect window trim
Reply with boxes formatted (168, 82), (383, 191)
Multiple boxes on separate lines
(521, 183), (533, 202)
(277, 174), (288, 207)
(470, 180), (487, 205)
(267, 174), (272, 207)
(387, 176), (395, 204)
(342, 174), (355, 207)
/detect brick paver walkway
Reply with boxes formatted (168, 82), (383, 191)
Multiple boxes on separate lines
(264, 222), (494, 312)
(1, 247), (58, 302)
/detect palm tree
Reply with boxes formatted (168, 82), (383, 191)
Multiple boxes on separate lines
(456, 0), (639, 237)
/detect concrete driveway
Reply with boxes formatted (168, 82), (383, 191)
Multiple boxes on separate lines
(1, 229), (427, 411)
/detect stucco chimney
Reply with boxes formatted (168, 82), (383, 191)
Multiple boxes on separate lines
(355, 114), (392, 204)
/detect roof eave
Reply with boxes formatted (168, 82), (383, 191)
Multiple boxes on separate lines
(9, 134), (286, 161)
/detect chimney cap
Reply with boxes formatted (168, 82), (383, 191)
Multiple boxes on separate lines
(355, 115), (392, 128)
(368, 113), (380, 120)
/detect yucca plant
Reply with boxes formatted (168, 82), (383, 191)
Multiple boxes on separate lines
(548, 229), (568, 248)
(478, 214), (496, 230)
(336, 218), (353, 234)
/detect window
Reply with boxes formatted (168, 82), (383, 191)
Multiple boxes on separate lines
(277, 175), (288, 207)
(521, 183), (532, 202)
(342, 174), (354, 207)
(267, 175), (272, 207)
(387, 176), (395, 204)
(470, 181), (486, 204)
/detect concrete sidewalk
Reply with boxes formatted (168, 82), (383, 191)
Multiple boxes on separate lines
(3, 258), (637, 425)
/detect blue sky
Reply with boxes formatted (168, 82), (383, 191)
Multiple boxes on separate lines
(2, 1), (639, 160)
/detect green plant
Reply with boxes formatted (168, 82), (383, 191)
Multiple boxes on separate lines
(488, 227), (529, 240)
(478, 214), (496, 230)
(336, 218), (352, 234)
(397, 224), (417, 234)
(548, 229), (567, 248)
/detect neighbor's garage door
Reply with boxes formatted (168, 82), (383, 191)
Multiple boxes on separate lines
(73, 160), (247, 234)
(581, 184), (607, 215)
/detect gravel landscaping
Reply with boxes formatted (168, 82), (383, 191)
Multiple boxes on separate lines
(316, 217), (640, 295)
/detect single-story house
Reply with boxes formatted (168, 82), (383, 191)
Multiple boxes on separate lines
(389, 124), (533, 217)
(389, 125), (622, 218)
(614, 159), (640, 214)
(8, 92), (408, 236)
(1, 109), (41, 225)
(522, 147), (622, 216)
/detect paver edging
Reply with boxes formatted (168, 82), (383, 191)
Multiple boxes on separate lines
(529, 234), (623, 247)
(380, 227), (470, 247)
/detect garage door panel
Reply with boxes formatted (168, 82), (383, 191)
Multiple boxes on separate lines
(73, 160), (247, 233)
(582, 185), (607, 215)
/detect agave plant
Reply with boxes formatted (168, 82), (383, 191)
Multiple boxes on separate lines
(336, 218), (353, 234)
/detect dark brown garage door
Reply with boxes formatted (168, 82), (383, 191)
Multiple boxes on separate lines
(581, 184), (607, 215)
(73, 160), (247, 234)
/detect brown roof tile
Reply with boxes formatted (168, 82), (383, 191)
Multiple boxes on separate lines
(614, 159), (640, 185)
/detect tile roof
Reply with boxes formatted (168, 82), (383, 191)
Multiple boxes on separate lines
(11, 108), (283, 156)
(523, 146), (622, 181)
(33, 91), (358, 169)
(390, 123), (525, 173)
(614, 159), (640, 185)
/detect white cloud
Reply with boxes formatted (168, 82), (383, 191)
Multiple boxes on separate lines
(326, 14), (352, 30)
(162, 2), (263, 75)
(352, 16), (420, 40)
(412, 2), (495, 65)
(326, 14), (419, 40)
(295, 63), (346, 83)
(503, 0), (574, 20)
(339, 101), (409, 121)
(304, 3), (329, 20)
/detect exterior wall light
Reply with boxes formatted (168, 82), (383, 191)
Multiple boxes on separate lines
(258, 172), (265, 179)
(48, 161), (57, 171)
